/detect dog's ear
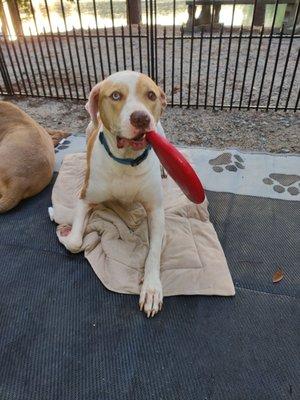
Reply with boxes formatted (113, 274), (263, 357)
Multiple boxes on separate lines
(159, 87), (167, 113)
(85, 82), (102, 123)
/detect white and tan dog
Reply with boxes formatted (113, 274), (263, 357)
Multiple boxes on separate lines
(58, 71), (167, 317)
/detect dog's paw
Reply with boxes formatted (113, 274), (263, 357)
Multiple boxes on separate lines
(57, 226), (82, 253)
(139, 274), (163, 318)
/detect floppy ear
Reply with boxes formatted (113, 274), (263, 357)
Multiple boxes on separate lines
(159, 87), (167, 113)
(85, 82), (102, 123)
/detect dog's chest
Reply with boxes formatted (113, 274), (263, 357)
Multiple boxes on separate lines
(86, 143), (148, 203)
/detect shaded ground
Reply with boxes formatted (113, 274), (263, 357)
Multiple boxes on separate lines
(2, 96), (299, 153)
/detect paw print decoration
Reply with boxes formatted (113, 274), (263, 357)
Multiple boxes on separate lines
(263, 173), (300, 196)
(209, 152), (245, 173)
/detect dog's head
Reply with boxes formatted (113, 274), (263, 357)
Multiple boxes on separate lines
(85, 71), (167, 150)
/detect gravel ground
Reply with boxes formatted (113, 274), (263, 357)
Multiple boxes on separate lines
(2, 96), (299, 153)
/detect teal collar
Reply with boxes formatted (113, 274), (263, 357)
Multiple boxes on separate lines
(99, 131), (151, 167)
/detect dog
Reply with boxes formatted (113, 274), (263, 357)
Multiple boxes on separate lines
(0, 101), (56, 213)
(57, 71), (167, 317)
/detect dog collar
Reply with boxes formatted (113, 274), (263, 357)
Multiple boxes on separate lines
(99, 131), (152, 167)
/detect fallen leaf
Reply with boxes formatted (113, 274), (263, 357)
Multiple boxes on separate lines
(173, 85), (180, 94)
(272, 268), (283, 283)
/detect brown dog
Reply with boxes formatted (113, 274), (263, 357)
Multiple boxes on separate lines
(0, 101), (55, 213)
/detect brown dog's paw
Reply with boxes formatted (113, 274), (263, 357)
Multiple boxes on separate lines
(46, 129), (70, 147)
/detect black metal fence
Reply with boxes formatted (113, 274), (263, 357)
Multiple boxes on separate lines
(0, 0), (299, 111)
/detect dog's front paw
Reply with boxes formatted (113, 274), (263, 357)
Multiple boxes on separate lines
(57, 226), (83, 253)
(139, 274), (163, 318)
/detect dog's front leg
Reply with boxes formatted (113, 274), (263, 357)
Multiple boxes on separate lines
(139, 206), (165, 317)
(58, 199), (90, 253)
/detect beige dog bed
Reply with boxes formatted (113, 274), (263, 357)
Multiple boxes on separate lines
(51, 153), (235, 297)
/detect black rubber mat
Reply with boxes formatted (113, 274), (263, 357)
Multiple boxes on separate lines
(0, 180), (299, 400)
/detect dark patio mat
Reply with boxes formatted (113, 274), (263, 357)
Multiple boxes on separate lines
(0, 180), (299, 400)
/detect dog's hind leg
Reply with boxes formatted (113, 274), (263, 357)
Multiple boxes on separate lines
(0, 178), (26, 213)
(57, 198), (90, 253)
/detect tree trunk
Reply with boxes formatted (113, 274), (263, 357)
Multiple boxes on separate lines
(7, 0), (23, 36)
(127, 0), (142, 25)
(253, 0), (266, 26)
(0, 0), (9, 36)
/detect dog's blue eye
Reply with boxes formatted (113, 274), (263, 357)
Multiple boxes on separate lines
(111, 91), (121, 101)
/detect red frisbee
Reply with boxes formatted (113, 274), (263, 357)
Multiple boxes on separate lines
(146, 131), (205, 204)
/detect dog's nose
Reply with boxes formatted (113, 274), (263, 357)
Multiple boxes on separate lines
(130, 111), (150, 129)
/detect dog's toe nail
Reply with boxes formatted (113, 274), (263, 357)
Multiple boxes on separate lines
(147, 310), (151, 318)
(159, 302), (163, 311)
(151, 310), (156, 317)
(139, 302), (144, 311)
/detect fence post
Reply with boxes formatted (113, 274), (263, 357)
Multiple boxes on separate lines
(0, 44), (13, 95)
(126, 0), (141, 25)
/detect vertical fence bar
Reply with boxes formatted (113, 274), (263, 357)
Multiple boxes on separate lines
(221, 0), (236, 109)
(213, 24), (223, 109)
(171, 0), (176, 106)
(187, 0), (196, 108)
(248, 26), (264, 109)
(88, 27), (97, 83)
(284, 47), (300, 111)
(93, 0), (105, 80)
(0, 44), (13, 94)
(57, 27), (72, 98)
(294, 89), (300, 112)
(128, 14), (135, 70)
(109, 0), (119, 72)
(230, 25), (243, 110)
(163, 26), (166, 93)
(43, 27), (59, 98)
(2, 34), (22, 93)
(154, 0), (158, 82)
(196, 27), (203, 108)
(266, 24), (284, 110)
(204, 6), (214, 109)
(104, 26), (112, 75)
(239, 0), (257, 109)
(16, 38), (34, 96)
(179, 26), (184, 107)
(145, 0), (151, 77)
(256, 0), (280, 110)
(138, 24), (143, 73)
(149, 0), (155, 79)
(44, 0), (66, 98)
(275, 1), (300, 110)
(73, 27), (86, 99)
(11, 1), (35, 98)
(4, 28), (27, 95)
(22, 33), (40, 96)
(29, 0), (52, 96)
(60, 0), (79, 98)
(76, 0), (92, 91)
(29, 27), (46, 97)
(121, 25), (127, 70)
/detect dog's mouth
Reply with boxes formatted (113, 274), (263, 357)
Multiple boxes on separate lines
(117, 132), (148, 151)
